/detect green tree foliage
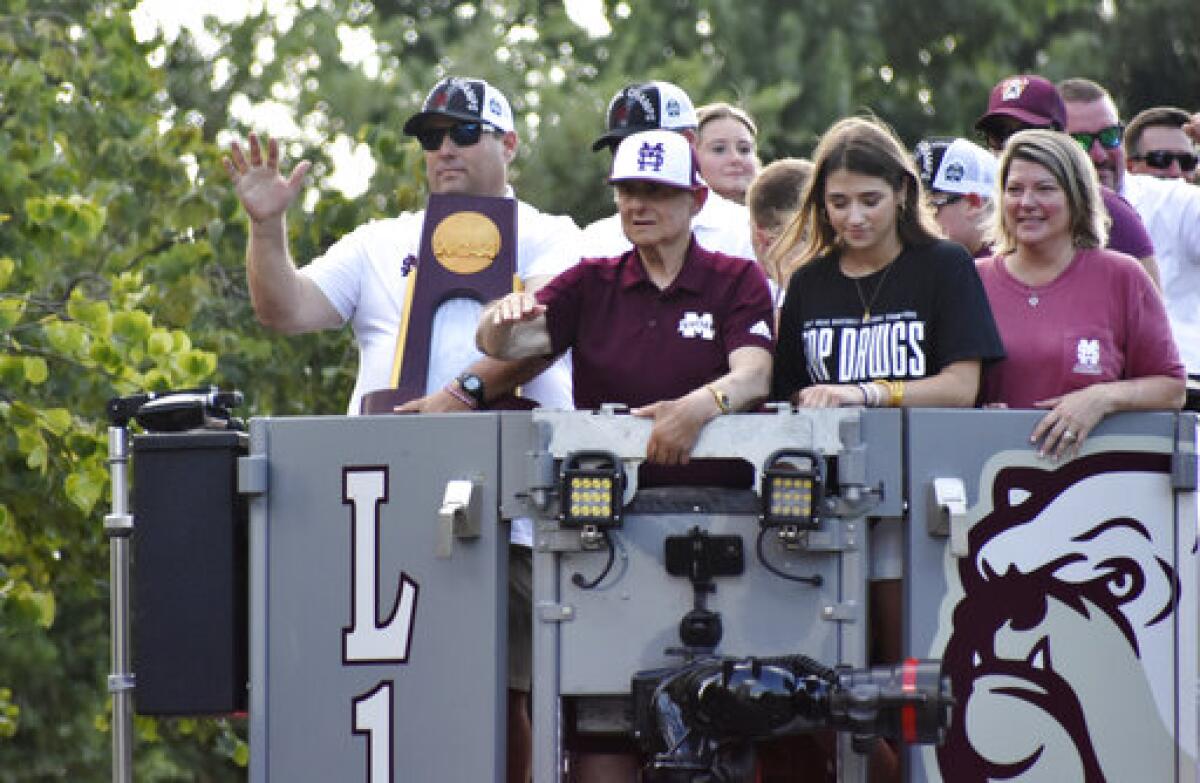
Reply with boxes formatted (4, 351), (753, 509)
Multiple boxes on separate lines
(0, 2), (244, 778)
(1, 0), (1196, 777)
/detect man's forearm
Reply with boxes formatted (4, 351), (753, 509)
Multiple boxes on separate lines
(246, 216), (340, 334)
(247, 215), (303, 331)
(465, 354), (555, 403)
(708, 347), (773, 413)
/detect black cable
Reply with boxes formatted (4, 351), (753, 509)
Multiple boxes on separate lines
(765, 654), (840, 684)
(755, 527), (823, 586)
(571, 529), (616, 589)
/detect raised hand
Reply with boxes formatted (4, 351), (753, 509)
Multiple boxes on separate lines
(222, 133), (312, 224)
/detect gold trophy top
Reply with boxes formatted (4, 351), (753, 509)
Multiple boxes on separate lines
(430, 211), (501, 275)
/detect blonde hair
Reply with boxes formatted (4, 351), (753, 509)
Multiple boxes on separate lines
(697, 102), (758, 138)
(774, 116), (941, 271)
(986, 128), (1108, 253)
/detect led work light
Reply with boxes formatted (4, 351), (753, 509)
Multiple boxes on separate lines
(761, 449), (823, 530)
(560, 451), (625, 528)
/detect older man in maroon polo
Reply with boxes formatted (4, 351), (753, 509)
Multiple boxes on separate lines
(478, 129), (774, 488)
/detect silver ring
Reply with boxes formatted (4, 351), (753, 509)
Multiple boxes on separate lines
(1063, 430), (1076, 441)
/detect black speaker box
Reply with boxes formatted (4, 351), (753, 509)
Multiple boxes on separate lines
(132, 431), (248, 715)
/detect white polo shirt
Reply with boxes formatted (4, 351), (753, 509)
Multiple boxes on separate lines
(578, 189), (757, 261)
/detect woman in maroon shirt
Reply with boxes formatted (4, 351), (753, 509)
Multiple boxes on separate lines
(977, 129), (1184, 459)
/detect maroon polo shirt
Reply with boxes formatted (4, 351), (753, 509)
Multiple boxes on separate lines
(1101, 187), (1154, 260)
(536, 237), (774, 487)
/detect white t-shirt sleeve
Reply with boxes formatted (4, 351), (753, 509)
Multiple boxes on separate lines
(579, 213), (634, 259)
(299, 220), (394, 322)
(517, 204), (581, 281)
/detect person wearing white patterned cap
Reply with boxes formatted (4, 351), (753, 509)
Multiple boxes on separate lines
(225, 76), (580, 783)
(580, 81), (758, 262)
(479, 133), (773, 780)
(223, 74), (579, 416)
(914, 137), (998, 257)
(479, 130), (773, 482)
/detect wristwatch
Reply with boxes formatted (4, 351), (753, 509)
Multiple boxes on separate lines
(455, 372), (487, 409)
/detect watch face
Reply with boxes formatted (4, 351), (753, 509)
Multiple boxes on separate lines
(457, 373), (485, 403)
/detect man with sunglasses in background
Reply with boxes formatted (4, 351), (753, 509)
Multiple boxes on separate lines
(225, 75), (580, 783)
(973, 74), (1161, 289)
(1058, 78), (1200, 397)
(1125, 106), (1198, 184)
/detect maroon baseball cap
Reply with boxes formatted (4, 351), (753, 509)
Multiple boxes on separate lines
(975, 75), (1067, 132)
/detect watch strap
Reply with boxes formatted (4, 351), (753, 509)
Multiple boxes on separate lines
(455, 373), (487, 408)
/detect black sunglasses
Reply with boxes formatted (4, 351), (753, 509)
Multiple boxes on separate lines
(983, 124), (1050, 152)
(1130, 149), (1198, 172)
(927, 193), (964, 210)
(415, 122), (497, 152)
(1070, 125), (1123, 152)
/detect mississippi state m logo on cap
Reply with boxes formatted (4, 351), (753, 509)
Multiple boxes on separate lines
(1000, 77), (1029, 101)
(637, 142), (666, 172)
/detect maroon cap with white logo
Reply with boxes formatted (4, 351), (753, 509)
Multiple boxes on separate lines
(975, 75), (1067, 132)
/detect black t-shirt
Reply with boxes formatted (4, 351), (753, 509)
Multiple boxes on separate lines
(771, 239), (1004, 401)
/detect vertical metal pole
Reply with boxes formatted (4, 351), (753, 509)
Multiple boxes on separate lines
(106, 425), (135, 783)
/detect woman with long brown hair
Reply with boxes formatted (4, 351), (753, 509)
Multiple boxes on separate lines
(770, 116), (1004, 408)
(769, 116), (1005, 781)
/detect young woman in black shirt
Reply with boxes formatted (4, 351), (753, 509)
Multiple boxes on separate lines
(770, 116), (1003, 408)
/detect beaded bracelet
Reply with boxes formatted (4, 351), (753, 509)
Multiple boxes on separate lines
(444, 382), (479, 409)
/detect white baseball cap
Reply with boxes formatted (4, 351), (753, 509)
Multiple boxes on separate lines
(609, 130), (702, 190)
(915, 137), (997, 198)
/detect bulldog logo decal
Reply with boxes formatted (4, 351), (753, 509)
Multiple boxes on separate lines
(932, 449), (1196, 781)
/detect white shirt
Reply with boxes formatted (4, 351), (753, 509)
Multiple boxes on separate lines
(1121, 173), (1200, 374)
(578, 190), (758, 261)
(302, 195), (580, 414)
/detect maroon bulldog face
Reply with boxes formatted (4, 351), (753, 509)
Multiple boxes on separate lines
(934, 451), (1190, 781)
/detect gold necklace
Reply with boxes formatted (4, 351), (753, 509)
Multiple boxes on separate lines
(851, 261), (896, 321)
